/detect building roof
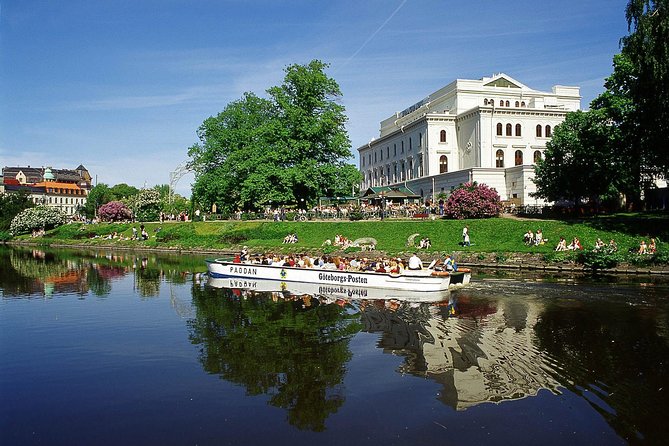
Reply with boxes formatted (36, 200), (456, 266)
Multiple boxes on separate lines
(34, 181), (83, 190)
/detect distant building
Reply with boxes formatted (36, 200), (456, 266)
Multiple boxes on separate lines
(2, 165), (92, 216)
(357, 73), (581, 205)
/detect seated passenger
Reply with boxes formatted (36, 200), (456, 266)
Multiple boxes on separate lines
(408, 253), (422, 270)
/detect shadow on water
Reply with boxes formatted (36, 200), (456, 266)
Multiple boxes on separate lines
(2, 246), (669, 443)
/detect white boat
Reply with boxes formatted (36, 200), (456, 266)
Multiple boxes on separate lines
(205, 259), (471, 292)
(206, 276), (452, 302)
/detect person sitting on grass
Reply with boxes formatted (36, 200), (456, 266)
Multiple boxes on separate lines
(555, 237), (567, 252)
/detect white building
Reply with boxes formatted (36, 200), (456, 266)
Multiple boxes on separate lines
(357, 73), (581, 205)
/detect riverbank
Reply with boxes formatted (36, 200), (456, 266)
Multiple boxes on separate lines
(5, 214), (669, 274)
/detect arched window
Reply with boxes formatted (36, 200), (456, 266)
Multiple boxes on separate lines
(515, 101), (519, 107)
(536, 124), (542, 137)
(496, 149), (505, 168)
(497, 123), (503, 136)
(500, 100), (504, 107)
(505, 100), (510, 107)
(545, 125), (552, 137)
(483, 98), (488, 105)
(534, 150), (542, 163)
(439, 155), (448, 173)
(440, 129), (447, 142)
(521, 101), (526, 107)
(515, 150), (523, 166)
(515, 123), (522, 136)
(506, 123), (512, 136)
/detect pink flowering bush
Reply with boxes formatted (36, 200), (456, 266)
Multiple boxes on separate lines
(443, 182), (502, 219)
(98, 201), (132, 222)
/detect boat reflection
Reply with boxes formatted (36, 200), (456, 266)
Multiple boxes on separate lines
(206, 276), (451, 303)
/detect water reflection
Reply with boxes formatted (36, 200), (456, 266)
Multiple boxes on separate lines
(2, 246), (669, 443)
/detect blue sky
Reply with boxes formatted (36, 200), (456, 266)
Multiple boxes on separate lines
(1, 0), (630, 197)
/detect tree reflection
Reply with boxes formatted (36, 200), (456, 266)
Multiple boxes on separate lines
(188, 287), (361, 431)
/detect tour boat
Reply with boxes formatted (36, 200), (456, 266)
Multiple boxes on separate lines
(206, 276), (453, 302)
(205, 259), (471, 292)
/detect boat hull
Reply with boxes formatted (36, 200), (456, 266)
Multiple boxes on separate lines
(206, 259), (470, 292)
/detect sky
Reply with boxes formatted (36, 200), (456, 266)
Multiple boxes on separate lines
(1, 0), (631, 197)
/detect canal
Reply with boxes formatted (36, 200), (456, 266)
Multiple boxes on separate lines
(1, 246), (668, 445)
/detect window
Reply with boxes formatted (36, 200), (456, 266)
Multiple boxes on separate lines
(408, 160), (413, 179)
(515, 101), (519, 107)
(362, 156), (365, 167)
(409, 137), (412, 151)
(394, 144), (397, 156)
(380, 150), (383, 161)
(505, 100), (510, 107)
(439, 155), (448, 173)
(515, 150), (523, 166)
(393, 164), (397, 181)
(483, 98), (488, 105)
(496, 149), (505, 168)
(496, 123), (503, 136)
(545, 125), (552, 137)
(506, 123), (512, 136)
(401, 141), (404, 153)
(374, 152), (377, 163)
(499, 100), (504, 107)
(536, 124), (542, 137)
(515, 123), (522, 136)
(534, 150), (542, 163)
(419, 133), (422, 148)
(440, 130), (447, 142)
(387, 146), (389, 158)
(521, 101), (526, 107)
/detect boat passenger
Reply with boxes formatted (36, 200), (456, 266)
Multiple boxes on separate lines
(408, 253), (423, 270)
(240, 246), (249, 262)
(322, 256), (337, 270)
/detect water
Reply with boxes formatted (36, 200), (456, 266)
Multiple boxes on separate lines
(1, 246), (668, 445)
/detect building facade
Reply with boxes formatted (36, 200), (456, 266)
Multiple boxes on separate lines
(2, 165), (92, 216)
(357, 73), (581, 205)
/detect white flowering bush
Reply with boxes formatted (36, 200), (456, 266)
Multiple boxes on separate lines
(10, 206), (69, 235)
(130, 189), (161, 221)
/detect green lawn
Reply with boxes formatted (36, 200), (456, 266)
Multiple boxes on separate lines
(30, 214), (667, 262)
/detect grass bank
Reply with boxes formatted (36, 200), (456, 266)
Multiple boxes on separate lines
(12, 212), (669, 269)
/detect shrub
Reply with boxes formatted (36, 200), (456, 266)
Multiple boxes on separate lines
(0, 231), (12, 242)
(578, 250), (621, 270)
(130, 189), (161, 222)
(98, 201), (132, 222)
(10, 206), (68, 235)
(348, 206), (364, 221)
(444, 182), (502, 219)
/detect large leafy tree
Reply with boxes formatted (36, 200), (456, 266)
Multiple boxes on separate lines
(622, 0), (669, 178)
(82, 183), (114, 219)
(533, 110), (621, 206)
(109, 183), (139, 201)
(188, 60), (360, 212)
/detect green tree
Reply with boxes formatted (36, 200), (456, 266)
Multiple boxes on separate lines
(0, 191), (34, 230)
(82, 183), (114, 219)
(590, 53), (644, 208)
(532, 110), (621, 207)
(188, 60), (357, 212)
(622, 0), (669, 178)
(109, 183), (139, 201)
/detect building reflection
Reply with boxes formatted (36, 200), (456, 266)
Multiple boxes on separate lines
(359, 292), (560, 410)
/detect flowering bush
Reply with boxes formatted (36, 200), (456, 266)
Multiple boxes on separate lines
(129, 189), (161, 222)
(443, 182), (502, 219)
(10, 206), (69, 235)
(98, 201), (132, 222)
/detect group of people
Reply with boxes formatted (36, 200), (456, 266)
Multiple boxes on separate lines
(554, 236), (583, 251)
(232, 250), (460, 276)
(523, 229), (545, 246)
(418, 237), (432, 249)
(282, 233), (298, 244)
(638, 238), (657, 255)
(594, 238), (618, 252)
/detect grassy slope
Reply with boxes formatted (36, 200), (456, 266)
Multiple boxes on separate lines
(34, 214), (667, 258)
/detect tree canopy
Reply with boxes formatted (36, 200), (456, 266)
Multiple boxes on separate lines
(533, 1), (668, 208)
(188, 60), (361, 213)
